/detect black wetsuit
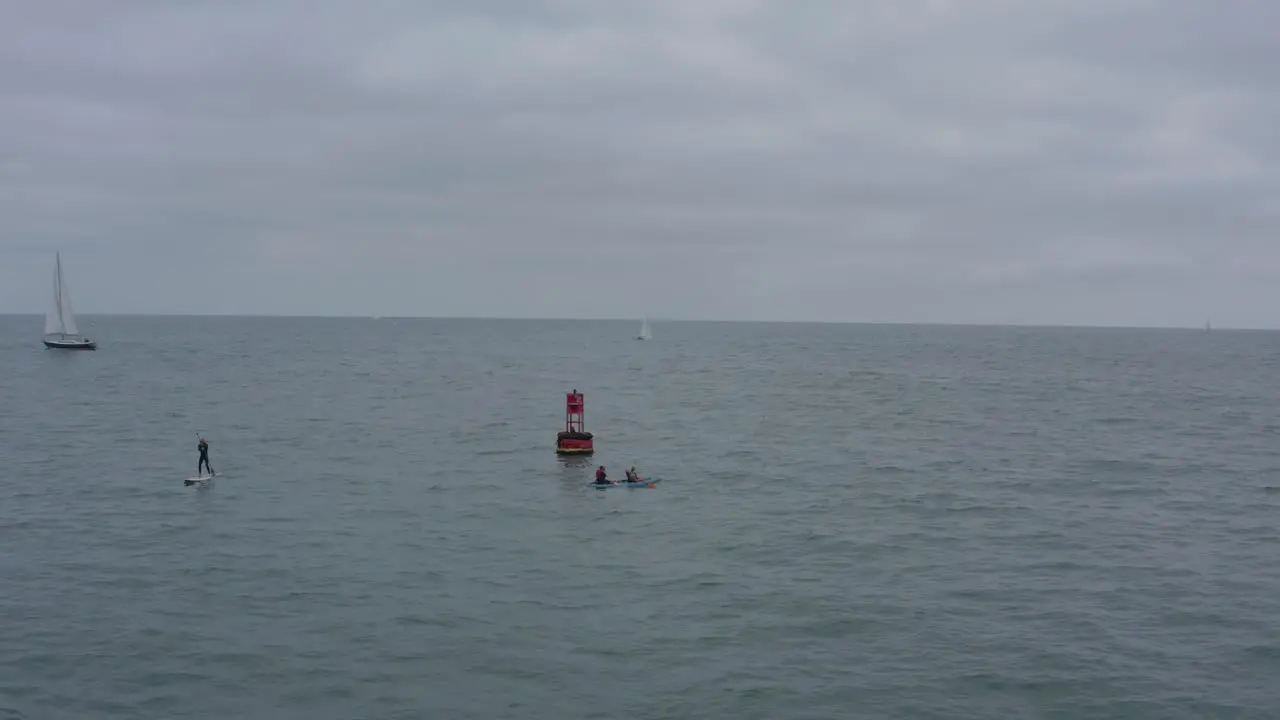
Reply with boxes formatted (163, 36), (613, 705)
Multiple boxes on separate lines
(198, 440), (213, 476)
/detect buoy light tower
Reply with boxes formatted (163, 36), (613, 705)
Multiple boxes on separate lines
(555, 389), (594, 454)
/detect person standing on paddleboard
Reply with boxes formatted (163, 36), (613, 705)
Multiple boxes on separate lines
(198, 437), (215, 477)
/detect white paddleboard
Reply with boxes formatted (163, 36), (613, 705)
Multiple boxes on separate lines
(185, 474), (216, 486)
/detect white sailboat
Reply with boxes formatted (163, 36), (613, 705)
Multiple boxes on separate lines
(43, 252), (96, 350)
(635, 316), (651, 340)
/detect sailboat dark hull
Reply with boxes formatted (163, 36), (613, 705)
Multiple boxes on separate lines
(44, 338), (96, 350)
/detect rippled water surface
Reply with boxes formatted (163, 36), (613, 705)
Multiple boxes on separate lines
(3, 316), (1280, 719)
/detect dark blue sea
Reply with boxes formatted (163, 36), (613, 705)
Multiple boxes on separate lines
(3, 315), (1279, 719)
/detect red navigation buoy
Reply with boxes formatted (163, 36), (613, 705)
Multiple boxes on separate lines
(555, 389), (594, 454)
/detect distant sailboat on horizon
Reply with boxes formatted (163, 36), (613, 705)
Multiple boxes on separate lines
(636, 316), (652, 340)
(42, 252), (96, 350)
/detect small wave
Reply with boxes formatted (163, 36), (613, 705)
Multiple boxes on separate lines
(869, 463), (910, 474)
(1093, 415), (1142, 425)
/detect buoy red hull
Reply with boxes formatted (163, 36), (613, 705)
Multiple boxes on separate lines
(556, 436), (594, 454)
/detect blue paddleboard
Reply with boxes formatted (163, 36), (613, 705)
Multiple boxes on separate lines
(591, 477), (662, 489)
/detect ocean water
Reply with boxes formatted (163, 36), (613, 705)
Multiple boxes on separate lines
(2, 315), (1279, 719)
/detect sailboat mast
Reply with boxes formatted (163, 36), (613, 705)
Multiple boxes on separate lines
(53, 252), (65, 337)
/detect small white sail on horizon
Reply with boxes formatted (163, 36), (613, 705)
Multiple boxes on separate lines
(636, 316), (652, 340)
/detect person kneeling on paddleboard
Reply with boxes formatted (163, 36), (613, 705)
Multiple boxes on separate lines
(594, 466), (610, 484)
(198, 437), (215, 477)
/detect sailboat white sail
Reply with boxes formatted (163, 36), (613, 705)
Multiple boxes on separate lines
(636, 317), (651, 340)
(43, 252), (96, 350)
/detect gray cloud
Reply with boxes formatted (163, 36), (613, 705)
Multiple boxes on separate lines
(2, 0), (1276, 325)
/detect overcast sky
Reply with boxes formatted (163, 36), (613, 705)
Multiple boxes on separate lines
(1, 0), (1276, 326)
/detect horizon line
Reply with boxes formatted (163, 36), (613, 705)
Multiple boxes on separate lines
(0, 312), (1268, 332)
